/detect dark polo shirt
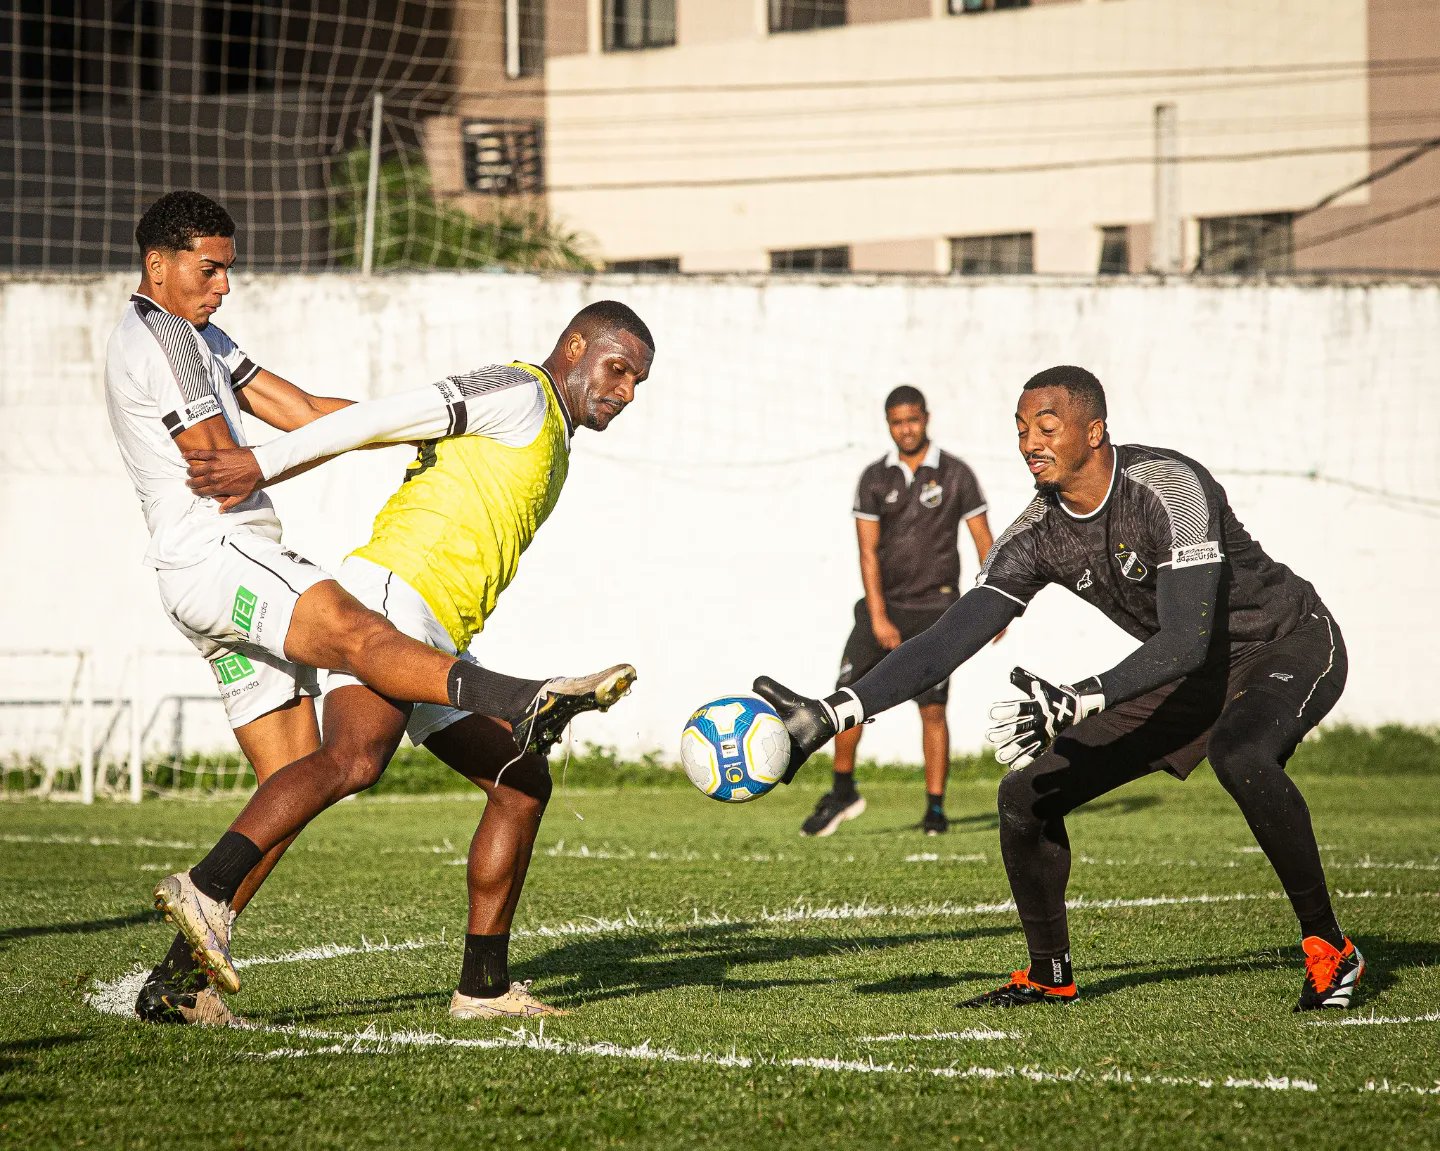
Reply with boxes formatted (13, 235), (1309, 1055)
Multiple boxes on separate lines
(852, 443), (987, 611)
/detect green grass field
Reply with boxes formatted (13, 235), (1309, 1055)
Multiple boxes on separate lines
(2, 746), (1438, 1149)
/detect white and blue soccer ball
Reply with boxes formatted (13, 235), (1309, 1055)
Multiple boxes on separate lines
(680, 695), (792, 803)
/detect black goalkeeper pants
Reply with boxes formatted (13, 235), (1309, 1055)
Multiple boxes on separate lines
(996, 610), (1348, 958)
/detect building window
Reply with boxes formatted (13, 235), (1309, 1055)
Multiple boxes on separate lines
(462, 119), (545, 195)
(608, 257), (681, 273)
(770, 246), (850, 272)
(506, 0), (546, 78)
(203, 0), (279, 95)
(604, 0), (676, 51)
(1098, 226), (1129, 275)
(949, 0), (1031, 13)
(1198, 213), (1294, 274)
(769, 2), (847, 34)
(950, 233), (1033, 275)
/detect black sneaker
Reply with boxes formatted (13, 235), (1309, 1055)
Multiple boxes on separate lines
(135, 973), (242, 1026)
(1294, 936), (1365, 1012)
(957, 969), (1078, 1008)
(511, 664), (636, 756)
(800, 791), (866, 837)
(921, 808), (949, 836)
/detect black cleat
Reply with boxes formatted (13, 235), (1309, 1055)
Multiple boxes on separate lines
(135, 973), (242, 1026)
(1295, 936), (1365, 1012)
(512, 664), (636, 756)
(800, 791), (866, 837)
(921, 808), (949, 836)
(957, 970), (1078, 1009)
(752, 676), (837, 783)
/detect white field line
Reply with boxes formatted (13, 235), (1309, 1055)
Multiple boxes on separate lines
(0, 832), (203, 850)
(240, 1023), (1317, 1092)
(859, 1029), (1015, 1043)
(903, 853), (988, 864)
(1308, 1010), (1440, 1028)
(1363, 1079), (1440, 1096)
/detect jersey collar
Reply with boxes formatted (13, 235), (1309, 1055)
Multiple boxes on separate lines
(884, 440), (941, 485)
(532, 363), (574, 443)
(1057, 443), (1119, 521)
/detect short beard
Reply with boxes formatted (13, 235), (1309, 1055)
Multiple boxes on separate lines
(1034, 479), (1061, 497)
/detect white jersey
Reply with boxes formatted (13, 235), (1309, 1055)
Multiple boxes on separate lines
(105, 292), (282, 569)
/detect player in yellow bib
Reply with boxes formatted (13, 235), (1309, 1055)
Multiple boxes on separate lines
(152, 301), (654, 1019)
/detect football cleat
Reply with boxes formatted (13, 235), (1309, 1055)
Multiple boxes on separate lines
(135, 975), (244, 1027)
(1294, 936), (1365, 1012)
(921, 808), (950, 836)
(449, 981), (569, 1019)
(512, 664), (636, 756)
(152, 872), (240, 995)
(800, 791), (866, 837)
(957, 969), (1079, 1008)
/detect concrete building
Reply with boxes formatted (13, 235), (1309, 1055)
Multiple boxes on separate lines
(435, 0), (1440, 275)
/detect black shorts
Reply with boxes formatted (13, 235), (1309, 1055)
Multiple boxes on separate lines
(837, 598), (955, 707)
(1047, 608), (1347, 783)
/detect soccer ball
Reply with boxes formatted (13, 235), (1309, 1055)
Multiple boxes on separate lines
(680, 695), (792, 803)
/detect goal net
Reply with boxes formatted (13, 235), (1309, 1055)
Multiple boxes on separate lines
(0, 649), (246, 803)
(1, 1), (589, 272)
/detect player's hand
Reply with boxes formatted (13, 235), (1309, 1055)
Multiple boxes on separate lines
(184, 447), (263, 511)
(873, 616), (903, 651)
(986, 667), (1105, 772)
(752, 676), (836, 784)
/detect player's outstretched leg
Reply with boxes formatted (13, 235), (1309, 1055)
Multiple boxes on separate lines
(509, 663), (636, 757)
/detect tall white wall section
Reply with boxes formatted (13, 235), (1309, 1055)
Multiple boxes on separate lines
(2, 274), (1436, 763)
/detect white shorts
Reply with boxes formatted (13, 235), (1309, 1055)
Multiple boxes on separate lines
(325, 555), (471, 746)
(156, 533), (329, 729)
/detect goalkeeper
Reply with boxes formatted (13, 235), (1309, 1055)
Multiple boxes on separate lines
(756, 365), (1363, 1014)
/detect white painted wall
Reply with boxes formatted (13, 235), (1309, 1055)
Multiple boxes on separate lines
(2, 273), (1436, 765)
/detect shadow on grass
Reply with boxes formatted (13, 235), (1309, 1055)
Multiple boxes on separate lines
(0, 910), (157, 948)
(0, 1034), (90, 1105)
(266, 990), (444, 1026)
(525, 919), (1018, 1004)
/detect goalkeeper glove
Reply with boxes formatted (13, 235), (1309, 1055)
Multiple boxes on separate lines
(751, 676), (863, 783)
(986, 667), (1105, 771)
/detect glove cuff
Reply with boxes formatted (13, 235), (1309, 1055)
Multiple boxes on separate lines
(1065, 676), (1106, 719)
(820, 688), (864, 732)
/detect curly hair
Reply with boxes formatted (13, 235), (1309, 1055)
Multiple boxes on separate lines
(135, 191), (235, 256)
(1022, 365), (1107, 424)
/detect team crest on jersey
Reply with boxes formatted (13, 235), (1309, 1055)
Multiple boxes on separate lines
(1114, 544), (1150, 583)
(919, 480), (943, 508)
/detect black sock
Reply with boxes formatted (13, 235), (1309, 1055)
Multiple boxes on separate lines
(1027, 950), (1073, 988)
(832, 771), (857, 800)
(149, 932), (205, 989)
(458, 932), (510, 999)
(1290, 881), (1345, 948)
(447, 663), (548, 724)
(926, 792), (945, 815)
(189, 831), (263, 904)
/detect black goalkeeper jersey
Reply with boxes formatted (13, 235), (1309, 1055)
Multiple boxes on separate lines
(975, 443), (1321, 650)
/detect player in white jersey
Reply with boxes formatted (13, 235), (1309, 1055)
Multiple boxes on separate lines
(107, 192), (631, 1025)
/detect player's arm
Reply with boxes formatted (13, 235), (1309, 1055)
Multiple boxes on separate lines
(235, 368), (354, 432)
(964, 510), (1007, 644)
(856, 518), (901, 650)
(755, 587), (1022, 781)
(185, 383), (454, 508)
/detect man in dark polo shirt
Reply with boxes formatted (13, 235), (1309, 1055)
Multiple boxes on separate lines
(756, 365), (1364, 1014)
(801, 385), (999, 838)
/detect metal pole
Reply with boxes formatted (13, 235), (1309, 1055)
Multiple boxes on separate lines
(361, 92), (384, 275)
(128, 650), (144, 804)
(80, 649), (94, 805)
(505, 0), (521, 79)
(1152, 102), (1180, 273)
